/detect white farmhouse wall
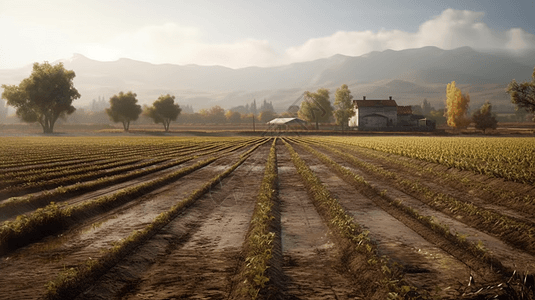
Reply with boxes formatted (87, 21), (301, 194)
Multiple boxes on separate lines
(348, 107), (360, 127)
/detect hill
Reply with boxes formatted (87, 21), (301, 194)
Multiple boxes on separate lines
(0, 46), (533, 112)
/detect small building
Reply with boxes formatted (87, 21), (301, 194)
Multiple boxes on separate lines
(266, 117), (307, 131)
(348, 96), (398, 129)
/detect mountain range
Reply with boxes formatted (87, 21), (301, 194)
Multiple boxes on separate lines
(1, 46), (533, 112)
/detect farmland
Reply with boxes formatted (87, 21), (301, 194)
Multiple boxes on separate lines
(0, 136), (534, 299)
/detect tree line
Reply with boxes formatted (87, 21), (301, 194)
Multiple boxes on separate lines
(1, 61), (535, 133)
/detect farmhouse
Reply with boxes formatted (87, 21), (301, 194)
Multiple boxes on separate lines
(348, 96), (435, 131)
(348, 96), (398, 128)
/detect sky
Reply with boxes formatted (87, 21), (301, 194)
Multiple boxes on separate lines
(0, 0), (534, 69)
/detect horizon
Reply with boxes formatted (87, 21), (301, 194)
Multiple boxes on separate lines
(3, 45), (532, 71)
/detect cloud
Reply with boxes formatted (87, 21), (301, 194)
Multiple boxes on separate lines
(80, 23), (281, 68)
(285, 9), (535, 63)
(1, 8), (535, 69)
(97, 9), (535, 68)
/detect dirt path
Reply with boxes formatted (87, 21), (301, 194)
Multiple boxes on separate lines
(0, 143), (259, 300)
(290, 142), (475, 298)
(276, 142), (360, 299)
(310, 142), (535, 276)
(75, 143), (270, 300)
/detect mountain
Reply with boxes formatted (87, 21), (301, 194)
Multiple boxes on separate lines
(0, 46), (533, 111)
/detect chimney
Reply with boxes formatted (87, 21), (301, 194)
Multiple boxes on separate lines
(363, 96), (366, 100)
(389, 96), (392, 100)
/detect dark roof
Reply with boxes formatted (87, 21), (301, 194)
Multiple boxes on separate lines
(353, 100), (397, 108)
(397, 106), (412, 115)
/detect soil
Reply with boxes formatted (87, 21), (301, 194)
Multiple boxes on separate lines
(76, 142), (270, 300)
(0, 143), (260, 300)
(275, 142), (361, 299)
(0, 143), (240, 221)
(290, 143), (475, 299)
(310, 141), (535, 275)
(2, 136), (535, 299)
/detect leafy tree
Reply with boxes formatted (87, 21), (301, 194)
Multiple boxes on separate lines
(298, 88), (333, 129)
(446, 81), (470, 128)
(428, 109), (447, 125)
(506, 66), (535, 121)
(106, 91), (142, 131)
(180, 112), (204, 124)
(225, 110), (242, 123)
(333, 84), (354, 130)
(1, 62), (80, 133)
(239, 113), (254, 123)
(202, 105), (226, 123)
(259, 110), (277, 123)
(144, 94), (181, 131)
(472, 101), (498, 133)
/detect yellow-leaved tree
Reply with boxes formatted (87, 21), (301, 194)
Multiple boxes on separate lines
(446, 81), (471, 128)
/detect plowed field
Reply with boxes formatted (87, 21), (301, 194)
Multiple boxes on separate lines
(1, 136), (534, 300)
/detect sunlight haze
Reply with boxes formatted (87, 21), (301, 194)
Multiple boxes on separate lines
(0, 0), (534, 69)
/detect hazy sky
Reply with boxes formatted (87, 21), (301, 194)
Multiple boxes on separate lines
(1, 0), (534, 69)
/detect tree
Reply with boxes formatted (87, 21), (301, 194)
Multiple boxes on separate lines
(298, 88), (333, 129)
(225, 110), (242, 123)
(0, 98), (8, 123)
(421, 98), (432, 115)
(472, 101), (497, 133)
(446, 81), (470, 128)
(506, 66), (535, 121)
(428, 109), (447, 125)
(106, 91), (142, 131)
(333, 84), (354, 130)
(1, 62), (80, 133)
(259, 99), (274, 112)
(259, 110), (277, 123)
(202, 105), (226, 123)
(144, 94), (181, 131)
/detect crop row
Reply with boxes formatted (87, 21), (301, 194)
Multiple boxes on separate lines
(0, 140), (202, 179)
(0, 138), (223, 174)
(315, 137), (535, 215)
(0, 139), (267, 255)
(0, 137), (245, 169)
(0, 139), (236, 194)
(44, 140), (263, 300)
(239, 138), (278, 299)
(0, 157), (143, 190)
(0, 139), (260, 220)
(281, 139), (420, 299)
(328, 137), (535, 184)
(289, 139), (509, 276)
(298, 138), (535, 257)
